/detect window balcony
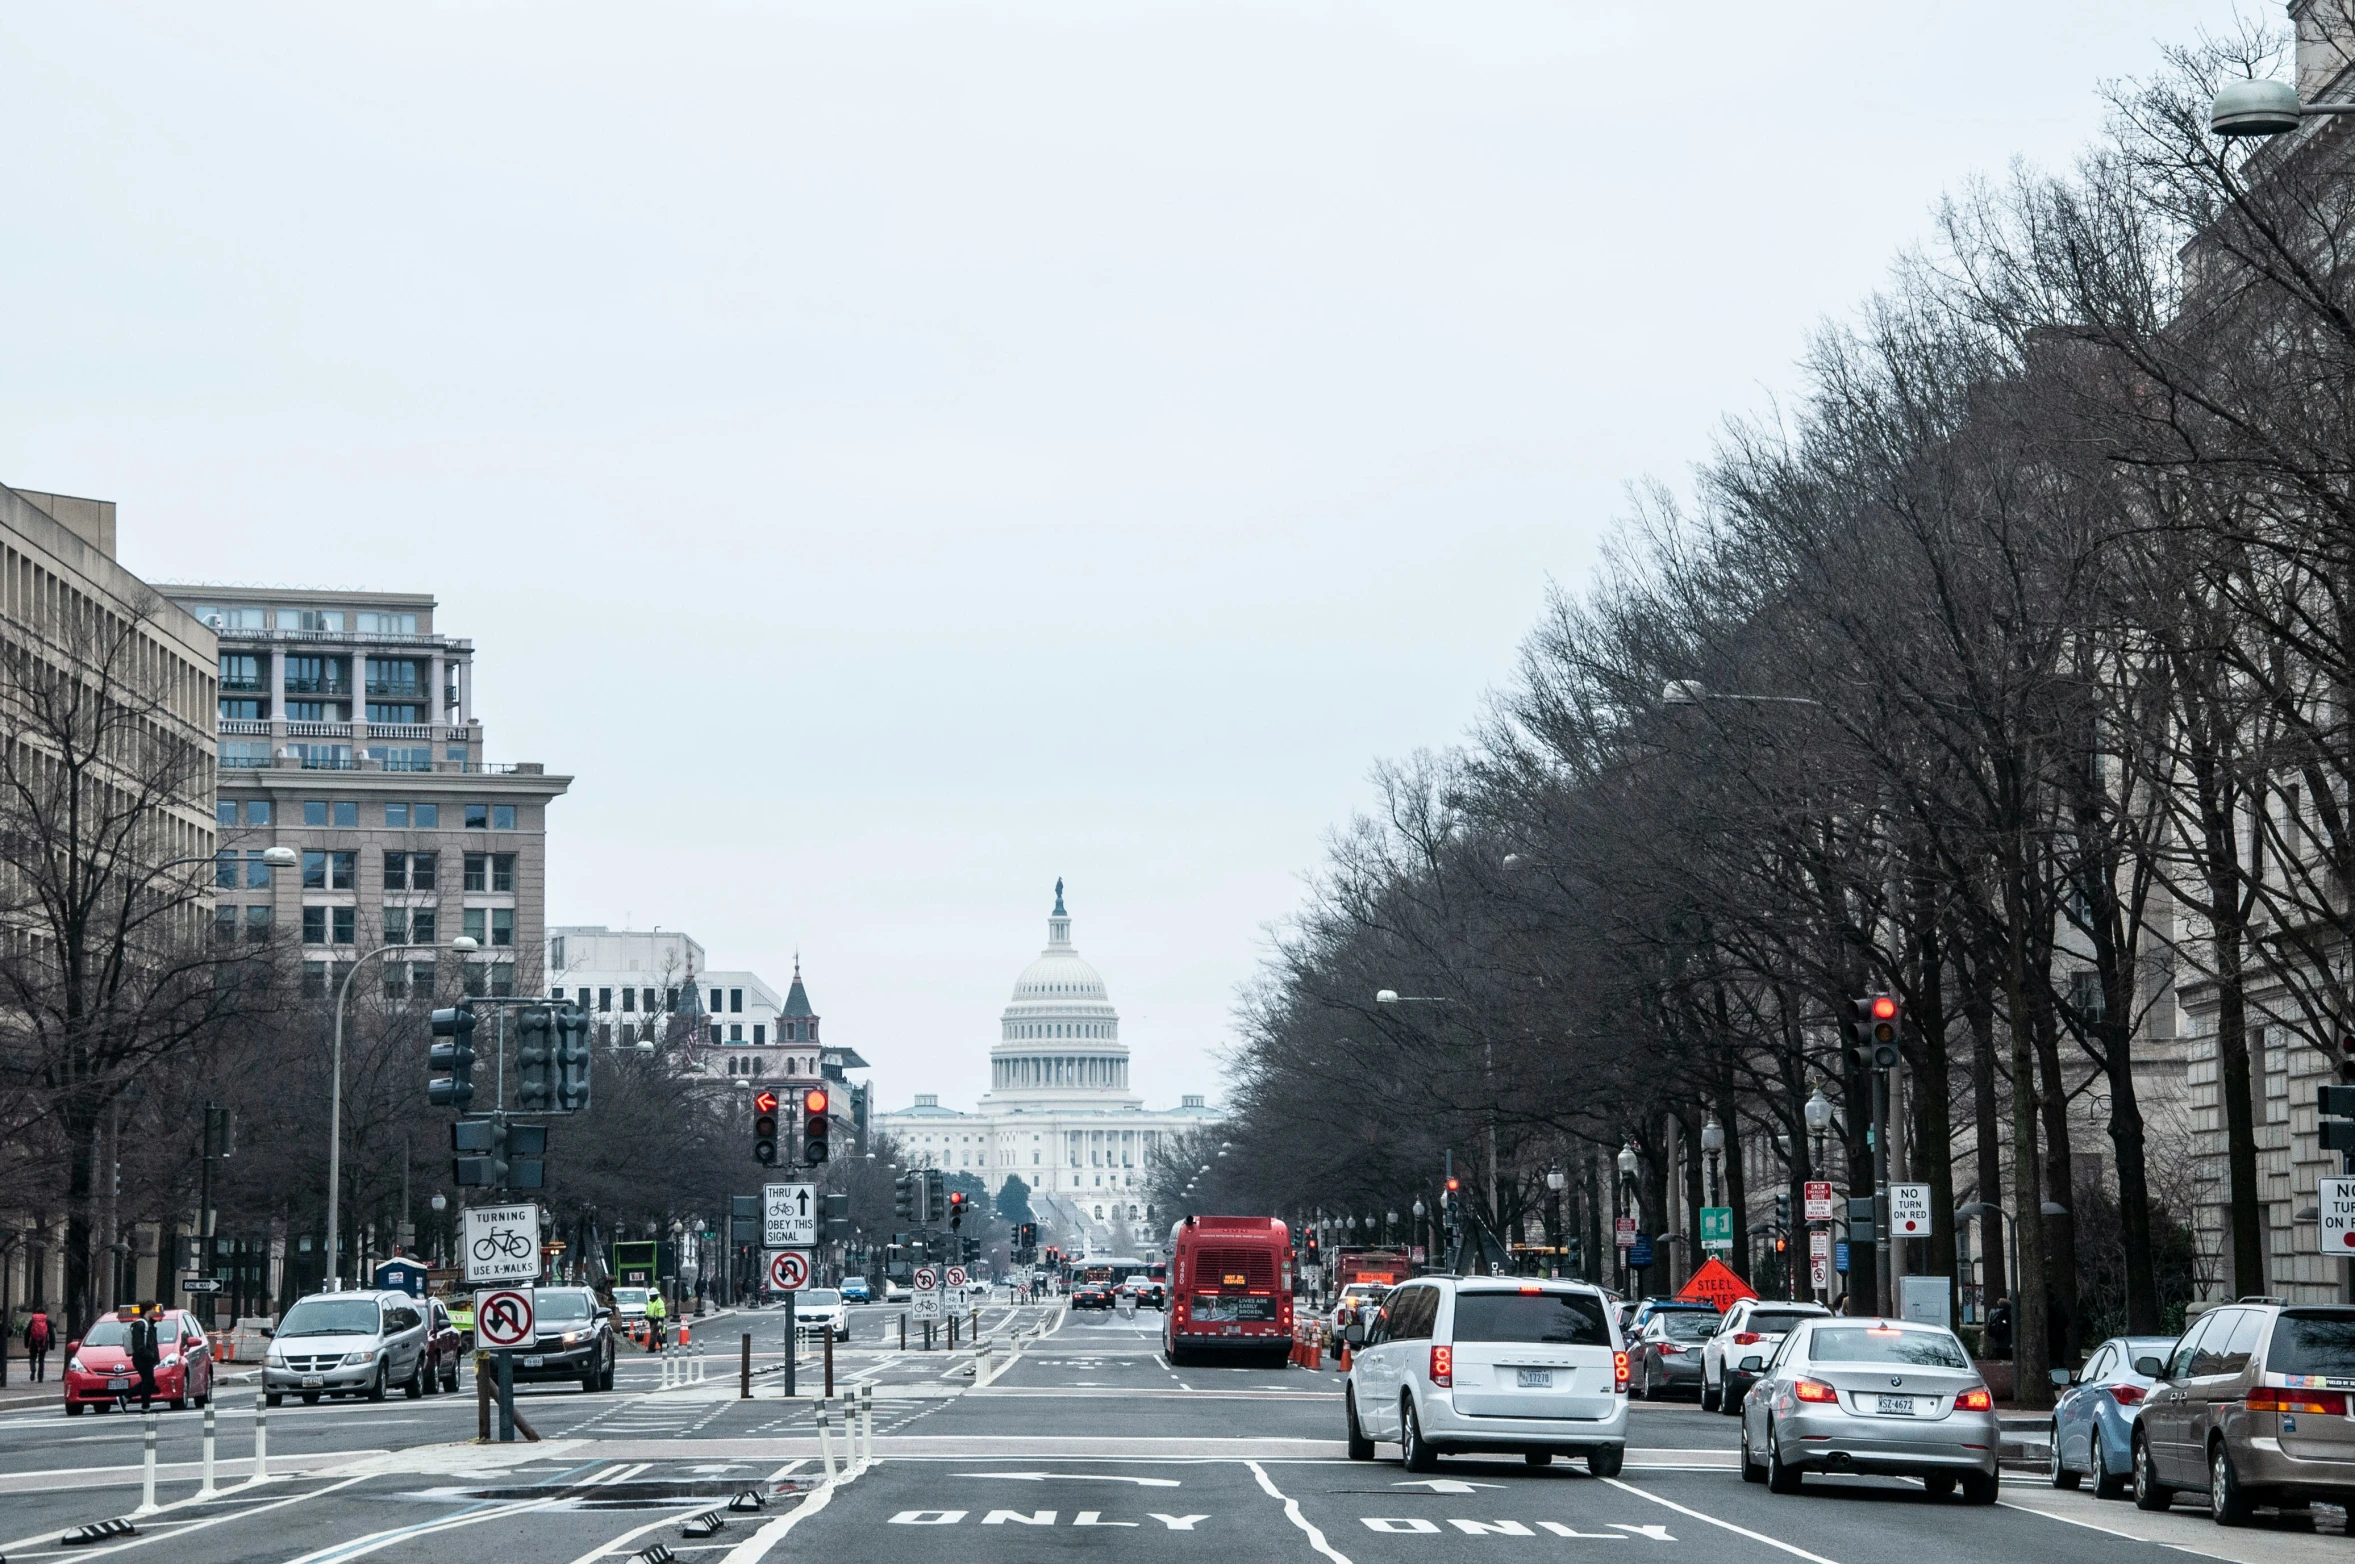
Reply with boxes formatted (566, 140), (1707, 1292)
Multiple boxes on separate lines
(219, 677), (266, 693)
(284, 677), (350, 696)
(286, 720), (354, 738)
(366, 680), (425, 699)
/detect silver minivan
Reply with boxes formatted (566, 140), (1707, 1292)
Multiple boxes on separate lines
(263, 1290), (434, 1406)
(1343, 1277), (1628, 1474)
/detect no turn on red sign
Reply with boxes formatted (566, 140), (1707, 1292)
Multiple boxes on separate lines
(2320, 1176), (2355, 1254)
(769, 1250), (810, 1292)
(1889, 1183), (1933, 1237)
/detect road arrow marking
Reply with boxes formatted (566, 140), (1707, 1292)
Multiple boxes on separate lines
(953, 1472), (1182, 1487)
(1390, 1479), (1505, 1493)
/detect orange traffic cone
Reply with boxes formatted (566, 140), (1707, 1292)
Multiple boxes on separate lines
(677, 1321), (690, 1348)
(1337, 1341), (1352, 1372)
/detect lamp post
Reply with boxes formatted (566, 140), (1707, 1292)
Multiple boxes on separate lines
(1700, 1116), (1725, 1206)
(1803, 1089), (1835, 1302)
(1615, 1143), (1639, 1293)
(1544, 1165), (1566, 1279)
(327, 934), (477, 1292)
(2209, 77), (2355, 137)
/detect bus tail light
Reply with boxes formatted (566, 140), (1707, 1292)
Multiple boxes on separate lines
(1429, 1345), (1452, 1387)
(1614, 1352), (1629, 1393)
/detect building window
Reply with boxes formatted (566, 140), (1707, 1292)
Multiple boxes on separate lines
(303, 962), (329, 997)
(413, 852), (437, 890)
(285, 702), (332, 722)
(620, 987), (636, 1012)
(754, 1025), (765, 1045)
(493, 804), (516, 830)
(599, 988), (613, 1012)
(303, 907), (327, 944)
(707, 1023), (720, 1045)
(213, 904), (237, 943)
(464, 853), (487, 891)
(218, 652), (263, 690)
(279, 610), (345, 634)
(414, 803), (438, 828)
(241, 906), (271, 943)
(446, 746), (467, 762)
(215, 852), (238, 889)
(365, 657), (424, 697)
(305, 801), (327, 826)
(325, 851), (354, 889)
(356, 611), (418, 634)
(302, 851), (326, 888)
(550, 936), (565, 970)
(411, 962), (436, 994)
(709, 988), (722, 1014)
(334, 801), (357, 827)
(731, 1024), (743, 1042)
(466, 804), (489, 830)
(367, 704), (424, 724)
(385, 803), (408, 828)
(384, 906), (409, 945)
(384, 850), (407, 889)
(731, 989), (743, 1013)
(332, 907), (355, 944)
(246, 799), (272, 825)
(220, 698), (264, 720)
(492, 854), (514, 892)
(464, 908), (487, 945)
(489, 965), (513, 997)
(412, 906), (437, 944)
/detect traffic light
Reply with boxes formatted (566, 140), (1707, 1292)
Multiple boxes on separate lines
(948, 1190), (967, 1231)
(428, 1003), (476, 1109)
(2322, 1085), (2355, 1153)
(1851, 993), (1902, 1070)
(515, 1004), (555, 1111)
(752, 1088), (780, 1166)
(802, 1086), (830, 1166)
(454, 1115), (545, 1189)
(894, 1172), (917, 1221)
(824, 1191), (852, 1239)
(554, 1003), (592, 1111)
(1773, 1192), (1791, 1230)
(925, 1170), (946, 1226)
(1019, 1221), (1038, 1254)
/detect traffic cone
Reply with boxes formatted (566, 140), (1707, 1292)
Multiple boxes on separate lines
(1337, 1342), (1352, 1372)
(678, 1321), (690, 1348)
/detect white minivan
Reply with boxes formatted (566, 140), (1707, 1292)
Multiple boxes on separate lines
(1342, 1277), (1628, 1474)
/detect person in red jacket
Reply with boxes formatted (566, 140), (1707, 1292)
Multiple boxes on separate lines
(23, 1309), (55, 1381)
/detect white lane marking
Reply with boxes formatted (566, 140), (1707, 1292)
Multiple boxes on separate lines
(1247, 1458), (1353, 1564)
(953, 1471), (1183, 1486)
(559, 1504), (721, 1564)
(1601, 1476), (1841, 1564)
(279, 1495), (563, 1564)
(0, 1472), (375, 1560)
(720, 1475), (842, 1562)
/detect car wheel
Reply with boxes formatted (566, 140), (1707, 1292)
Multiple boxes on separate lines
(1740, 1424), (1764, 1484)
(301, 1392), (321, 1405)
(170, 1394), (188, 1410)
(1344, 1387), (1375, 1461)
(1525, 1451), (1553, 1467)
(65, 1400), (85, 1417)
(2132, 1431), (2172, 1511)
(2091, 1435), (2129, 1500)
(404, 1356), (425, 1400)
(2048, 1424), (2080, 1489)
(1587, 1444), (1623, 1478)
(1766, 1428), (1803, 1494)
(1400, 1396), (1438, 1472)
(442, 1370), (460, 1395)
(265, 1392), (284, 1408)
(1960, 1468), (2000, 1505)
(2209, 1441), (2250, 1526)
(1701, 1377), (1720, 1413)
(366, 1363), (388, 1403)
(599, 1348), (616, 1393)
(1923, 1473), (1956, 1500)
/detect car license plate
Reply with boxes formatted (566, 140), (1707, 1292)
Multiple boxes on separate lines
(523, 1355), (545, 1368)
(108, 1377), (129, 1391)
(301, 1376), (323, 1388)
(1877, 1395), (1916, 1416)
(1516, 1368), (1554, 1389)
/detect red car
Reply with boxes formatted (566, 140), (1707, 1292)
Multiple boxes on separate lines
(64, 1308), (215, 1415)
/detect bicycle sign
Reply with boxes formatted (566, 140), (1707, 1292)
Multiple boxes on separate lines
(461, 1202), (542, 1284)
(476, 1288), (535, 1349)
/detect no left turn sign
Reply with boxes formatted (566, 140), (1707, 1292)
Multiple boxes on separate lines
(476, 1287), (536, 1349)
(769, 1251), (810, 1292)
(913, 1266), (939, 1292)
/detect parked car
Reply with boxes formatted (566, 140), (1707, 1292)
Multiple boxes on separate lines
(840, 1278), (872, 1304)
(2132, 1299), (2355, 1523)
(1630, 1307), (1721, 1399)
(1737, 1316), (1998, 1502)
(508, 1286), (617, 1392)
(2049, 1334), (2177, 1498)
(1342, 1276), (1628, 1474)
(1627, 1297), (1720, 1334)
(62, 1308), (215, 1415)
(610, 1286), (652, 1323)
(793, 1288), (852, 1342)
(446, 1294), (475, 1348)
(1703, 1299), (1831, 1413)
(263, 1290), (436, 1406)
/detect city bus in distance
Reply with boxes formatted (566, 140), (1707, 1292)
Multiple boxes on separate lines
(1165, 1216), (1293, 1367)
(1077, 1257), (1151, 1287)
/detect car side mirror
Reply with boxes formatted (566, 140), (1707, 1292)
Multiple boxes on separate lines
(260, 1328), (275, 1339)
(1343, 1322), (1367, 1346)
(1738, 1354), (1764, 1374)
(65, 1339), (80, 1356)
(2050, 1368), (2076, 1387)
(2134, 1356), (2165, 1378)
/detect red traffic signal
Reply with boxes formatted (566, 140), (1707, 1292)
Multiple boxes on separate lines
(802, 1085), (831, 1166)
(1870, 995), (1898, 1022)
(753, 1089), (779, 1115)
(752, 1088), (780, 1166)
(803, 1087), (829, 1115)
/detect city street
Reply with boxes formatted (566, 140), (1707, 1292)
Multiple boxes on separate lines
(1, 1301), (2348, 1564)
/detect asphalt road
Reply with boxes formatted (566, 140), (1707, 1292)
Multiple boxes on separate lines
(2, 1297), (2350, 1563)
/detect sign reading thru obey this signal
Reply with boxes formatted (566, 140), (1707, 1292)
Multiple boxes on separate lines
(764, 1183), (816, 1248)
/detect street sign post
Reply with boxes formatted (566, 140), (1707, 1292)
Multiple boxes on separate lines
(476, 1287), (536, 1348)
(461, 1203), (542, 1285)
(767, 1250), (809, 1293)
(1809, 1229), (1831, 1292)
(1699, 1206), (1733, 1254)
(913, 1264), (942, 1321)
(1888, 1183), (1933, 1238)
(764, 1183), (817, 1249)
(1803, 1181), (1834, 1222)
(2321, 1176), (2355, 1255)
(1613, 1217), (1637, 1250)
(1627, 1234), (1654, 1270)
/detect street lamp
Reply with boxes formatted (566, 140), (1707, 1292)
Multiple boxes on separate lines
(326, 933), (477, 1291)
(2208, 77), (2355, 137)
(1544, 1165), (1566, 1279)
(1660, 680), (1822, 708)
(1700, 1116), (1725, 1206)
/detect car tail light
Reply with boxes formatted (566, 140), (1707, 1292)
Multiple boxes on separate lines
(1429, 1346), (1452, 1387)
(2105, 1383), (2145, 1407)
(1614, 1352), (1629, 1392)
(1659, 1343), (1682, 1356)
(1954, 1388), (1993, 1411)
(1733, 1332), (1761, 1346)
(2249, 1386), (2348, 1415)
(1793, 1378), (1839, 1404)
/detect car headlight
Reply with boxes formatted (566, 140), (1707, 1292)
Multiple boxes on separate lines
(266, 1348), (287, 1366)
(341, 1350), (376, 1367)
(160, 1354), (181, 1369)
(560, 1331), (583, 1345)
(68, 1356), (86, 1374)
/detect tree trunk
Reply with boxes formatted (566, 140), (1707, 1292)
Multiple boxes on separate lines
(2001, 842), (2052, 1411)
(1964, 962), (2008, 1312)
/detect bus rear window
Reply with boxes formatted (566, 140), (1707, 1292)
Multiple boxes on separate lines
(1450, 1292), (1611, 1346)
(2268, 1312), (2355, 1377)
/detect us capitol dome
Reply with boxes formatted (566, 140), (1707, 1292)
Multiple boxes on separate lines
(874, 881), (1220, 1252)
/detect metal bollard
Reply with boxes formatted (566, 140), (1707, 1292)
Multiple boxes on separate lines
(816, 1397), (836, 1480)
(740, 1332), (752, 1399)
(252, 1393), (269, 1484)
(899, 1314), (906, 1352)
(138, 1412), (158, 1513)
(824, 1327), (834, 1398)
(200, 1402), (218, 1497)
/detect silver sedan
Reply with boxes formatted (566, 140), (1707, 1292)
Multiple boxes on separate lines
(1737, 1316), (2000, 1502)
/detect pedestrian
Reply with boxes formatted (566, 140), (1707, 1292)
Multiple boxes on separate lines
(23, 1308), (54, 1381)
(644, 1286), (667, 1352)
(1987, 1295), (2014, 1359)
(128, 1303), (162, 1412)
(1829, 1291), (1850, 1318)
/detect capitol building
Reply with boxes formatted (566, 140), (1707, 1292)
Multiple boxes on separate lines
(875, 884), (1221, 1255)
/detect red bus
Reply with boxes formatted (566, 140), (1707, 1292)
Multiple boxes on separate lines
(1164, 1215), (1293, 1367)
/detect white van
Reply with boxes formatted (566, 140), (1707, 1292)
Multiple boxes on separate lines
(1343, 1277), (1628, 1474)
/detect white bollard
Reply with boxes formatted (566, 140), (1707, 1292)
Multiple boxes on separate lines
(137, 1413), (158, 1514)
(251, 1393), (268, 1484)
(816, 1397), (836, 1480)
(199, 1402), (218, 1498)
(860, 1382), (875, 1468)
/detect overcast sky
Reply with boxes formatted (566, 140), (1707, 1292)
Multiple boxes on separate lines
(0, 2), (2230, 1115)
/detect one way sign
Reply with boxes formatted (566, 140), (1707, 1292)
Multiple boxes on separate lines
(765, 1182), (817, 1248)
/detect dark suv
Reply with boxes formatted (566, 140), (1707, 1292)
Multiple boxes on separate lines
(2133, 1298), (2355, 1523)
(508, 1287), (616, 1393)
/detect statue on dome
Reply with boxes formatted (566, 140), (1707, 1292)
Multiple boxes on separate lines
(1053, 877), (1066, 916)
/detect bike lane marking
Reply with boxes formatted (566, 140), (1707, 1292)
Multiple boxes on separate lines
(1249, 1459), (1356, 1564)
(0, 1471), (377, 1561)
(1601, 1476), (1841, 1564)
